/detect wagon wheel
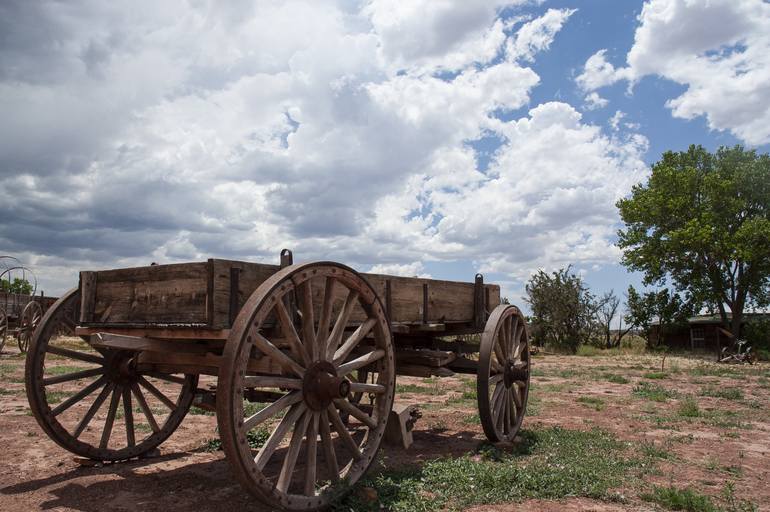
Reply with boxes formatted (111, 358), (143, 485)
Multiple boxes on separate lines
(25, 289), (198, 461)
(218, 262), (395, 511)
(18, 300), (43, 353)
(0, 307), (7, 352)
(477, 304), (530, 443)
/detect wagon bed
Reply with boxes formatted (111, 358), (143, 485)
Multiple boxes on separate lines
(25, 251), (530, 511)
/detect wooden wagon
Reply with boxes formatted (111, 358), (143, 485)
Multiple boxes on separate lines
(24, 251), (531, 510)
(0, 293), (54, 353)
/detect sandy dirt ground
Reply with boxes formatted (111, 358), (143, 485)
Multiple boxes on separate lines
(1, 345), (769, 511)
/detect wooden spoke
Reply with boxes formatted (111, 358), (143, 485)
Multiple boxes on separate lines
(499, 317), (510, 360)
(73, 382), (113, 438)
(495, 388), (506, 431)
(254, 403), (306, 470)
(275, 298), (311, 367)
(488, 373), (504, 386)
(243, 391), (303, 432)
(138, 376), (177, 410)
(51, 376), (106, 416)
(277, 409), (313, 493)
(325, 289), (359, 361)
(327, 404), (362, 460)
(337, 349), (384, 376)
(316, 277), (338, 358)
(298, 280), (316, 361)
(242, 376), (303, 390)
(123, 386), (135, 447)
(512, 382), (524, 408)
(143, 372), (186, 385)
(333, 317), (376, 366)
(491, 358), (503, 373)
(99, 386), (122, 449)
(252, 332), (305, 378)
(319, 409), (339, 481)
(333, 398), (377, 429)
(491, 382), (505, 421)
(513, 323), (525, 359)
(348, 382), (386, 394)
(46, 345), (104, 365)
(304, 412), (319, 496)
(43, 367), (103, 386)
(508, 316), (519, 359)
(493, 333), (506, 365)
(132, 383), (160, 433)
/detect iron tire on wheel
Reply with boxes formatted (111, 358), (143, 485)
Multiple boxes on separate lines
(18, 300), (43, 353)
(0, 307), (7, 353)
(25, 289), (198, 461)
(477, 304), (531, 443)
(217, 262), (395, 511)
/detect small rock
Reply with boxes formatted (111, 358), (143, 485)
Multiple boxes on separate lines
(357, 486), (378, 504)
(73, 457), (101, 467)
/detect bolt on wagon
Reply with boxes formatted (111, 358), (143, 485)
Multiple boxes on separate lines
(25, 250), (531, 511)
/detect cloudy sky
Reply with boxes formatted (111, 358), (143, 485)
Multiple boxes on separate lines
(2, 0), (769, 309)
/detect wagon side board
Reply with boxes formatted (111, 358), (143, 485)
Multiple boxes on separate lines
(78, 258), (500, 331)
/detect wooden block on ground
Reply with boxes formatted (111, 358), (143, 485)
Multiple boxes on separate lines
(384, 403), (421, 449)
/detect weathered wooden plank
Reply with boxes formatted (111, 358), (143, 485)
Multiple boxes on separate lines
(82, 258), (501, 329)
(79, 271), (97, 323)
(75, 326), (229, 340)
(90, 332), (219, 354)
(395, 348), (456, 367)
(86, 262), (209, 325)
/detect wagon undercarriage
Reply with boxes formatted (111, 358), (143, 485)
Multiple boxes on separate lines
(24, 251), (531, 511)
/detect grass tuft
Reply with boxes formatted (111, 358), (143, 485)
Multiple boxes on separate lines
(336, 427), (640, 511)
(633, 382), (678, 402)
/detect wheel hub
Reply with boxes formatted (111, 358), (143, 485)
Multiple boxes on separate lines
(104, 352), (138, 385)
(302, 361), (350, 411)
(503, 360), (527, 388)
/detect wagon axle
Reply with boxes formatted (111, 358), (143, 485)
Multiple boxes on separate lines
(302, 361), (352, 411)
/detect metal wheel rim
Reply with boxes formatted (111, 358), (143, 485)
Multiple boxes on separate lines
(218, 262), (395, 511)
(0, 307), (7, 352)
(25, 289), (198, 461)
(477, 304), (530, 443)
(18, 300), (43, 353)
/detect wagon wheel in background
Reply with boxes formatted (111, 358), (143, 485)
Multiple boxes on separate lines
(218, 262), (395, 511)
(25, 289), (198, 461)
(477, 304), (530, 443)
(18, 300), (43, 353)
(0, 307), (7, 353)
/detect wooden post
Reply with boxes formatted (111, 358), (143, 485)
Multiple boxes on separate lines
(228, 267), (241, 325)
(79, 271), (97, 323)
(473, 273), (485, 329)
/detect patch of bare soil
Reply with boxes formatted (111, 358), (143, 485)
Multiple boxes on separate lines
(2, 346), (769, 511)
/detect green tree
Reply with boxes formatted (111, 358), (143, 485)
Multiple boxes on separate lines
(524, 266), (598, 353)
(625, 286), (692, 347)
(0, 277), (33, 295)
(617, 145), (770, 341)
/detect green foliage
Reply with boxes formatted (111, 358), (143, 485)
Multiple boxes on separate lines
(700, 386), (743, 401)
(633, 382), (678, 402)
(644, 371), (669, 380)
(625, 285), (692, 347)
(0, 277), (33, 295)
(617, 145), (770, 339)
(678, 397), (701, 418)
(641, 485), (718, 512)
(525, 267), (599, 353)
(336, 427), (638, 511)
(576, 396), (605, 411)
(604, 373), (629, 384)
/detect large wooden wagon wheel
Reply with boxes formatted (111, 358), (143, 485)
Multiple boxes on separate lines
(477, 304), (530, 443)
(0, 307), (7, 352)
(218, 262), (395, 511)
(18, 300), (43, 353)
(25, 289), (198, 461)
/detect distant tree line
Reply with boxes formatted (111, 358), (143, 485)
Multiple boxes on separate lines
(0, 277), (33, 295)
(525, 145), (770, 353)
